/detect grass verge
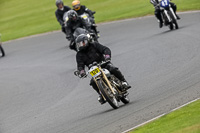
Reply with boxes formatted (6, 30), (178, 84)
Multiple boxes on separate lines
(129, 99), (200, 133)
(0, 0), (200, 42)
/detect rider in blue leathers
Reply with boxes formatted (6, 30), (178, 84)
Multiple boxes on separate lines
(150, 0), (180, 28)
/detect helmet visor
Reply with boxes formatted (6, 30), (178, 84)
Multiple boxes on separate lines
(73, 4), (80, 10)
(76, 40), (88, 51)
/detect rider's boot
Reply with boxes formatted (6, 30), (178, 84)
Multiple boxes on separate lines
(157, 18), (163, 28)
(176, 14), (180, 20)
(159, 21), (163, 28)
(121, 81), (131, 91)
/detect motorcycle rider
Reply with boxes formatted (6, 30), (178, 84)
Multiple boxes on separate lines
(150, 0), (180, 28)
(75, 34), (131, 104)
(55, 0), (71, 34)
(0, 34), (5, 57)
(72, 0), (96, 23)
(64, 10), (94, 43)
(72, 0), (99, 34)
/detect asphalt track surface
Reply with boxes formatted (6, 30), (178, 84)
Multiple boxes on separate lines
(0, 12), (200, 133)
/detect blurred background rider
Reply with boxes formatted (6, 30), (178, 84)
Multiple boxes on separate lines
(55, 0), (71, 34)
(150, 0), (180, 28)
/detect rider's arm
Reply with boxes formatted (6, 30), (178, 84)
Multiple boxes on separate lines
(76, 53), (85, 71)
(65, 24), (74, 40)
(83, 5), (94, 16)
(150, 0), (158, 6)
(55, 11), (64, 26)
(93, 42), (111, 57)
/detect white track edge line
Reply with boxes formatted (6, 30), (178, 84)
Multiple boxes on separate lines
(122, 97), (200, 133)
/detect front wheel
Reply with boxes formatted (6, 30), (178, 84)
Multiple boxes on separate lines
(97, 79), (119, 109)
(168, 11), (179, 29)
(0, 45), (5, 57)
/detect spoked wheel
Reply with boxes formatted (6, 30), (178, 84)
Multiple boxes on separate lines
(97, 79), (119, 109)
(0, 45), (5, 57)
(172, 17), (179, 29)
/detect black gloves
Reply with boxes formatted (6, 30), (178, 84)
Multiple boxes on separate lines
(104, 55), (111, 62)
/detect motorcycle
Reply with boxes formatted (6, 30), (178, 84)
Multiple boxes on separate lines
(79, 12), (99, 37)
(69, 27), (98, 51)
(74, 61), (130, 109)
(0, 34), (5, 57)
(63, 11), (98, 41)
(0, 44), (5, 57)
(158, 0), (179, 30)
(63, 11), (98, 51)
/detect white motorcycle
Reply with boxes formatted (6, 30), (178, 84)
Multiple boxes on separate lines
(159, 0), (179, 30)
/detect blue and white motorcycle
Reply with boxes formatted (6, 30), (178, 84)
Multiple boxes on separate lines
(159, 0), (179, 30)
(0, 34), (5, 57)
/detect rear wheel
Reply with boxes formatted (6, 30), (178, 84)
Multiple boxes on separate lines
(97, 79), (119, 109)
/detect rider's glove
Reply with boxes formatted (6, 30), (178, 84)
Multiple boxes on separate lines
(61, 22), (67, 28)
(104, 55), (111, 61)
(80, 70), (86, 78)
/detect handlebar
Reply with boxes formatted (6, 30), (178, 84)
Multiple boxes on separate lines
(74, 60), (110, 78)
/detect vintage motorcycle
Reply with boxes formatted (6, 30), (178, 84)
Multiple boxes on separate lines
(75, 61), (130, 109)
(69, 27), (98, 51)
(0, 44), (5, 57)
(63, 11), (99, 41)
(0, 34), (5, 57)
(159, 0), (179, 30)
(79, 12), (99, 36)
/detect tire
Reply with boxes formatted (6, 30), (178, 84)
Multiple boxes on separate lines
(97, 79), (119, 109)
(168, 11), (179, 29)
(169, 23), (174, 30)
(120, 95), (130, 104)
(0, 45), (5, 57)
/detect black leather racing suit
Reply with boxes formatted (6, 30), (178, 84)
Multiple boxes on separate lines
(76, 42), (126, 94)
(55, 6), (71, 33)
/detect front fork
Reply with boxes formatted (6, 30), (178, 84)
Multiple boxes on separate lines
(100, 67), (117, 95)
(94, 67), (117, 96)
(164, 10), (172, 22)
(169, 6), (177, 20)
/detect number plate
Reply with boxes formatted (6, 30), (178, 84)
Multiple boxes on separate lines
(160, 0), (169, 7)
(83, 15), (87, 19)
(89, 67), (101, 77)
(64, 17), (69, 22)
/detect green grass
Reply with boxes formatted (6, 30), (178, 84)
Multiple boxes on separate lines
(130, 100), (200, 133)
(0, 0), (200, 41)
